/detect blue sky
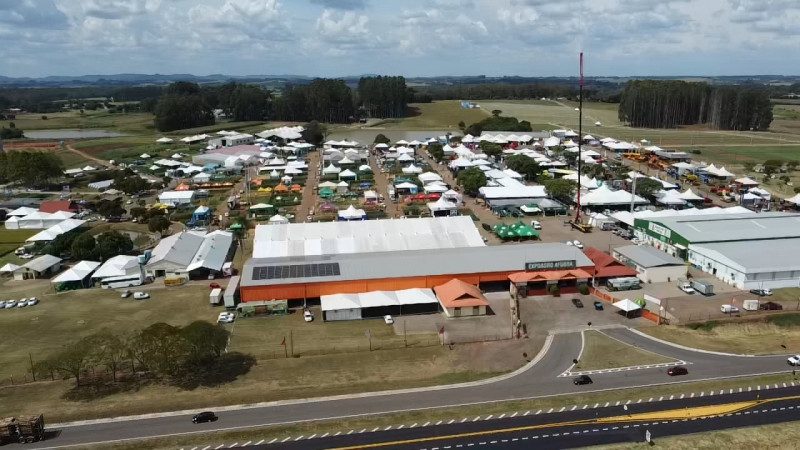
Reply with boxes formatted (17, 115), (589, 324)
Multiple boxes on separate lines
(1, 0), (799, 78)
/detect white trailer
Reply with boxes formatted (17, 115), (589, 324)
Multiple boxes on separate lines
(209, 288), (222, 305)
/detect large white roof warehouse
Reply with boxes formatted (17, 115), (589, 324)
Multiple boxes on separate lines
(252, 216), (485, 259)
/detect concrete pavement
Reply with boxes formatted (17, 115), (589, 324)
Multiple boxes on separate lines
(20, 327), (794, 449)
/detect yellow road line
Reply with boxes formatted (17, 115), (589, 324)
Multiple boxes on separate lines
(330, 394), (800, 450)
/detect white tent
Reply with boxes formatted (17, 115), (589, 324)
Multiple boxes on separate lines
(402, 164), (423, 174)
(26, 219), (86, 241)
(396, 139), (409, 145)
(338, 205), (367, 221)
(748, 187), (771, 200)
(735, 177), (759, 186)
(52, 261), (101, 284)
(543, 136), (560, 147)
(339, 169), (357, 179)
(443, 189), (462, 203)
(339, 156), (355, 165)
(397, 153), (414, 162)
(395, 181), (418, 190)
(0, 263), (21, 273)
(374, 143), (389, 149)
(786, 193), (800, 206)
(656, 189), (687, 206)
(364, 190), (378, 201)
(359, 164), (372, 172)
(419, 172), (443, 184)
(156, 137), (173, 143)
(679, 188), (704, 201)
(449, 157), (474, 169)
(580, 184), (649, 206)
(318, 181), (338, 189)
(613, 299), (641, 313)
(323, 164), (342, 175)
(250, 203), (274, 210)
(268, 214), (289, 224)
(427, 197), (458, 215)
(423, 183), (448, 194)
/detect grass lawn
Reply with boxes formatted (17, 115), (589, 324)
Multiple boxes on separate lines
(0, 111), (154, 134)
(0, 229), (36, 259)
(0, 280), (523, 423)
(94, 372), (800, 450)
(594, 420), (800, 449)
(640, 316), (800, 355)
(376, 101), (489, 130)
(574, 330), (675, 371)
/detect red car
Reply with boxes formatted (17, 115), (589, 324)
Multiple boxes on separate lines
(209, 282), (221, 289)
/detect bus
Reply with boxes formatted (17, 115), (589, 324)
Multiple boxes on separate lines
(100, 274), (144, 289)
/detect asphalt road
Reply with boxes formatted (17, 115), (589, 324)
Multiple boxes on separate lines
(266, 386), (800, 449)
(25, 327), (794, 449)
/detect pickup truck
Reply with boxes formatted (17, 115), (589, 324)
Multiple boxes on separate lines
(678, 282), (694, 294)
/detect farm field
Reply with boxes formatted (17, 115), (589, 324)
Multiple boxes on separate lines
(0, 229), (37, 262)
(0, 110), (154, 134)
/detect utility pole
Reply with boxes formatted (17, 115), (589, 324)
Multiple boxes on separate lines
(575, 52), (585, 224)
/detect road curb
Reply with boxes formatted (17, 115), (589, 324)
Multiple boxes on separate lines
(53, 335), (556, 429)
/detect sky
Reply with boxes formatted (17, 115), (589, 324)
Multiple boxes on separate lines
(1, 0), (799, 78)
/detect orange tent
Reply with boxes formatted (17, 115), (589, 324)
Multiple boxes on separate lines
(175, 183), (190, 191)
(290, 184), (302, 192)
(274, 184), (289, 193)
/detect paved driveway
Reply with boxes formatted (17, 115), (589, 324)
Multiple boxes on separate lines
(520, 294), (652, 336)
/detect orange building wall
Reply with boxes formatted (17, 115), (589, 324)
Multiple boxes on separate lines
(240, 266), (594, 302)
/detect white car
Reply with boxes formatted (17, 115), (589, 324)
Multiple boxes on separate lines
(572, 240), (584, 249)
(4, 300), (16, 309)
(0, 301), (5, 308)
(678, 283), (695, 294)
(217, 312), (235, 324)
(26, 298), (38, 306)
(303, 310), (314, 322)
(133, 292), (150, 300)
(565, 240), (574, 246)
(17, 298), (27, 308)
(531, 220), (542, 230)
(121, 290), (132, 298)
(788, 355), (800, 366)
(721, 304), (740, 313)
(384, 315), (394, 325)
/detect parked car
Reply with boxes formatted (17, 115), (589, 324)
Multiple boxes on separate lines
(383, 315), (394, 325)
(678, 282), (695, 294)
(531, 220), (542, 230)
(16, 298), (28, 308)
(760, 301), (783, 311)
(209, 282), (221, 289)
(788, 355), (800, 366)
(192, 411), (218, 424)
(573, 375), (593, 385)
(593, 301), (604, 311)
(217, 312), (235, 324)
(572, 240), (584, 249)
(720, 304), (739, 313)
(4, 300), (16, 308)
(0, 301), (5, 308)
(303, 310), (314, 322)
(120, 290), (131, 298)
(26, 297), (38, 306)
(565, 240), (574, 246)
(667, 366), (688, 376)
(749, 288), (773, 297)
(571, 298), (584, 308)
(133, 292), (150, 300)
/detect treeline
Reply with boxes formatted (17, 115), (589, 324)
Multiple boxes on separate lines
(618, 80), (773, 130)
(37, 322), (254, 389)
(411, 83), (613, 103)
(464, 113), (532, 136)
(153, 76), (409, 130)
(357, 76), (410, 118)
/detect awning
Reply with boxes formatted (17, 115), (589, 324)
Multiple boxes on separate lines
(613, 298), (642, 312)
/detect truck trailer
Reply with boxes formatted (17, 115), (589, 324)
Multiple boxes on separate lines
(690, 280), (714, 296)
(0, 415), (44, 445)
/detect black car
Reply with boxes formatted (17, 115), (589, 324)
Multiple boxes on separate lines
(749, 288), (772, 297)
(593, 301), (604, 311)
(192, 411), (218, 423)
(572, 298), (584, 308)
(667, 366), (688, 376)
(573, 375), (593, 385)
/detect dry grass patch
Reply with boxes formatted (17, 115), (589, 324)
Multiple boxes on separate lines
(574, 330), (676, 371)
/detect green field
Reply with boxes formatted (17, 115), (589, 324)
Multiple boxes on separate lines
(374, 100), (488, 130)
(0, 110), (154, 134)
(0, 229), (36, 259)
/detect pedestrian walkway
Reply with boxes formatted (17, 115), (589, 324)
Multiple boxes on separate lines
(369, 150), (400, 218)
(295, 150), (321, 221)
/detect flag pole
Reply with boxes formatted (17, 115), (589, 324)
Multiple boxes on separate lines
(575, 51), (584, 224)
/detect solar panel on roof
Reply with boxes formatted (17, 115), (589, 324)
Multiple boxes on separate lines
(251, 263), (341, 280)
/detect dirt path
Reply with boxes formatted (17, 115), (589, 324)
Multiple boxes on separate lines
(65, 144), (114, 168)
(295, 150), (321, 221)
(368, 151), (399, 218)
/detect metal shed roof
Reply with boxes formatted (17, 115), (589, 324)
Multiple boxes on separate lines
(648, 212), (800, 243)
(614, 245), (684, 268)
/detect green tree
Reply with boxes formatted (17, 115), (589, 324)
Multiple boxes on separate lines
(129, 206), (147, 221)
(181, 321), (230, 365)
(428, 143), (444, 162)
(763, 159), (783, 176)
(71, 233), (98, 260)
(505, 155), (541, 182)
(229, 84), (272, 121)
(154, 82), (214, 132)
(96, 230), (134, 260)
(480, 142), (503, 160)
(301, 120), (326, 146)
(457, 167), (487, 196)
(544, 178), (577, 203)
(130, 323), (188, 377)
(458, 120), (466, 132)
(42, 336), (96, 386)
(90, 331), (129, 382)
(632, 178), (663, 199)
(491, 109), (502, 117)
(113, 173), (149, 195)
(148, 215), (171, 237)
(373, 133), (390, 144)
(0, 151), (62, 186)
(96, 198), (126, 218)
